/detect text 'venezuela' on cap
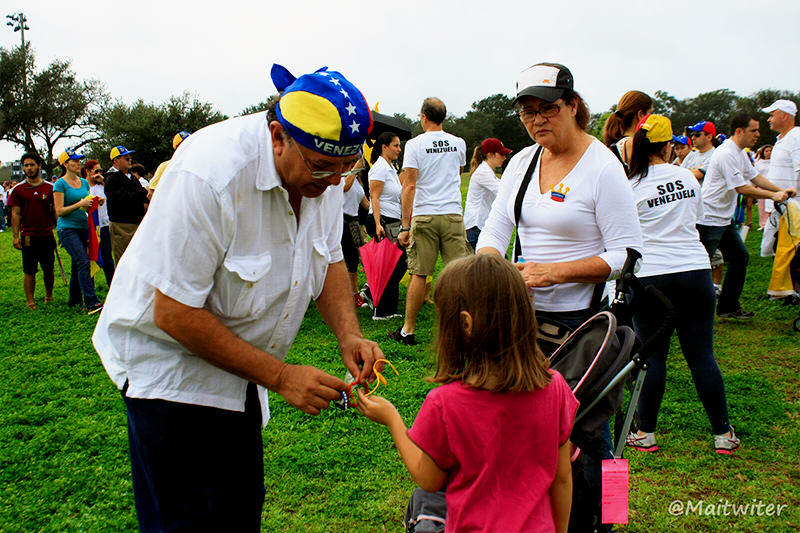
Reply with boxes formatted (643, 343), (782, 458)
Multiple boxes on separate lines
(110, 146), (135, 160)
(513, 63), (574, 105)
(271, 63), (372, 157)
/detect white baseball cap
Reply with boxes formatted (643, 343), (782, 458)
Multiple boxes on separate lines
(762, 99), (797, 116)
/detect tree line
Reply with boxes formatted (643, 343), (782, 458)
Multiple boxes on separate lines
(2, 43), (798, 176)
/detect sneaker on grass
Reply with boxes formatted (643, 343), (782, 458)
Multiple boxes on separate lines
(388, 326), (417, 346)
(87, 303), (104, 315)
(717, 308), (754, 319)
(714, 427), (741, 455)
(626, 431), (658, 452)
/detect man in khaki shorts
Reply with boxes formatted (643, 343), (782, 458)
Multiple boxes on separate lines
(391, 97), (471, 345)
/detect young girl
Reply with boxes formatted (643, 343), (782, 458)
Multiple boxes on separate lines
(357, 254), (577, 532)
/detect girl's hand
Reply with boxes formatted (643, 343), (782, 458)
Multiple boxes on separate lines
(97, 197), (105, 206)
(355, 390), (400, 426)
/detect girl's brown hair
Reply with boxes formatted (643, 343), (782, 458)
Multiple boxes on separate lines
(431, 254), (551, 393)
(603, 90), (653, 146)
(81, 159), (100, 179)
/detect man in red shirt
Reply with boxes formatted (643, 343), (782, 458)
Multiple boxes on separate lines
(8, 152), (56, 309)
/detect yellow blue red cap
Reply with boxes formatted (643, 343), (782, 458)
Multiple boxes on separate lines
(271, 63), (372, 157)
(57, 149), (85, 166)
(636, 114), (673, 143)
(110, 145), (135, 160)
(173, 131), (190, 150)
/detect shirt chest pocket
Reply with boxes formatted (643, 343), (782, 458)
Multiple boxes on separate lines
(215, 252), (275, 319)
(309, 238), (331, 300)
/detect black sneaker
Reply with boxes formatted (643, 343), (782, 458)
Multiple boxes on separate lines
(388, 326), (418, 346)
(717, 308), (754, 319)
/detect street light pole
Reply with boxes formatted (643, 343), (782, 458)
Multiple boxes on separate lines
(6, 12), (33, 150)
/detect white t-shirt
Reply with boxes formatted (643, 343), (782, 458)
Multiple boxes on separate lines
(477, 140), (643, 312)
(681, 147), (715, 174)
(754, 158), (770, 177)
(766, 126), (800, 212)
(463, 161), (500, 230)
(89, 184), (110, 227)
(402, 130), (466, 216)
(630, 164), (710, 277)
(368, 157), (402, 219)
(700, 139), (758, 227)
(92, 112), (344, 420)
(342, 178), (364, 217)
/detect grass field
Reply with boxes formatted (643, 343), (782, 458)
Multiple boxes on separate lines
(1, 193), (798, 531)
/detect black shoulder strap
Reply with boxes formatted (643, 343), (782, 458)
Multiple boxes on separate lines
(513, 146), (543, 262)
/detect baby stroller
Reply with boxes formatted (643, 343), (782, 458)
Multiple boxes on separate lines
(404, 249), (676, 533)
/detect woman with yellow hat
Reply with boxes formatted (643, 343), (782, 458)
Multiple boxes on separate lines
(53, 149), (103, 314)
(625, 114), (739, 455)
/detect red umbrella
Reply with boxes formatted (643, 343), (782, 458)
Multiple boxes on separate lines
(359, 238), (403, 308)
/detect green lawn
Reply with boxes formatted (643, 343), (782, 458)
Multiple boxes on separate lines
(1, 207), (798, 531)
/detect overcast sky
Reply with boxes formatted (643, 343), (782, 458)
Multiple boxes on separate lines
(2, 0), (798, 165)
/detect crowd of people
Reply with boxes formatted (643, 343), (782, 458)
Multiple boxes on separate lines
(4, 60), (798, 532)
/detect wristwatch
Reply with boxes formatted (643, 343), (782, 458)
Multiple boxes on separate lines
(399, 226), (411, 233)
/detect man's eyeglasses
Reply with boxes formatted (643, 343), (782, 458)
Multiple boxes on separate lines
(689, 132), (704, 138)
(293, 141), (361, 180)
(518, 102), (562, 122)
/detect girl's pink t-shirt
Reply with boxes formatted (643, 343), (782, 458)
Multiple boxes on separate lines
(408, 370), (578, 533)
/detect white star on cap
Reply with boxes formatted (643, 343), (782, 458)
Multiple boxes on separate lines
(345, 103), (357, 115)
(330, 78), (340, 86)
(340, 88), (349, 99)
(349, 121), (360, 134)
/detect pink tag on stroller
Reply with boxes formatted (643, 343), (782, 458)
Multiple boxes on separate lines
(601, 459), (629, 524)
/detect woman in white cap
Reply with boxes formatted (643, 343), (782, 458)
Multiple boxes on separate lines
(623, 114), (739, 456)
(53, 149), (103, 314)
(476, 62), (643, 533)
(463, 138), (511, 251)
(477, 63), (643, 350)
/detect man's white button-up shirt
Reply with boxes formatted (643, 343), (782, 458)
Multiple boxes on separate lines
(92, 112), (344, 421)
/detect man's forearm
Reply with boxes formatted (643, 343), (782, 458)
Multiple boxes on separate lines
(401, 185), (415, 227)
(315, 260), (363, 343)
(11, 209), (21, 238)
(153, 289), (287, 390)
(751, 175), (782, 192)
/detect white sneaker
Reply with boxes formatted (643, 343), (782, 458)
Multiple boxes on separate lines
(714, 427), (740, 455)
(626, 431), (658, 452)
(372, 313), (401, 321)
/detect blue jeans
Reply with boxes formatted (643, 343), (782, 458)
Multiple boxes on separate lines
(0, 201), (5, 230)
(98, 225), (115, 285)
(697, 223), (749, 314)
(58, 228), (100, 308)
(123, 383), (265, 532)
(633, 269), (731, 434)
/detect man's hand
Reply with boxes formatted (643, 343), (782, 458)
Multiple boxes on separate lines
(516, 261), (561, 287)
(275, 363), (347, 415)
(355, 390), (401, 426)
(339, 332), (383, 383)
(398, 230), (410, 247)
(772, 190), (790, 203)
(13, 236), (22, 250)
(375, 224), (386, 241)
(786, 187), (797, 198)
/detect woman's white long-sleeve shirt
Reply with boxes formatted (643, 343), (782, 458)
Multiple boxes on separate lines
(477, 139), (643, 312)
(463, 161), (501, 230)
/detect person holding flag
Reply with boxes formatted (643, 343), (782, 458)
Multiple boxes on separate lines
(84, 160), (115, 286)
(53, 149), (103, 314)
(92, 63), (383, 530)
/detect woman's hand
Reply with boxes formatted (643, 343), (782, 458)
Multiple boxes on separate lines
(355, 390), (401, 427)
(375, 224), (386, 241)
(516, 261), (561, 288)
(97, 197), (105, 206)
(78, 196), (94, 209)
